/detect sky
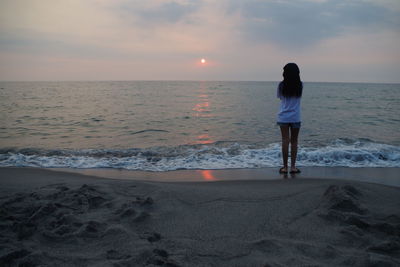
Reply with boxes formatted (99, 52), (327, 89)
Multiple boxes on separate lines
(0, 0), (399, 83)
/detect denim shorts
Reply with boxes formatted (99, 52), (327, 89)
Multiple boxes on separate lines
(277, 122), (301, 128)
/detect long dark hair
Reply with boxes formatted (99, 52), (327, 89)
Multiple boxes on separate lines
(280, 63), (302, 98)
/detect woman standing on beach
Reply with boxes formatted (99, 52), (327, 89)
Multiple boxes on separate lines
(277, 63), (302, 174)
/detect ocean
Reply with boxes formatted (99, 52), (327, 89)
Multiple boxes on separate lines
(0, 81), (399, 171)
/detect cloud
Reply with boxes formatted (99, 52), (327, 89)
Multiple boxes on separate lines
(116, 0), (201, 26)
(0, 0), (399, 82)
(227, 0), (400, 48)
(0, 0), (204, 59)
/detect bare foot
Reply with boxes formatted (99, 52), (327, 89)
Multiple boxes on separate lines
(279, 167), (288, 174)
(290, 167), (301, 174)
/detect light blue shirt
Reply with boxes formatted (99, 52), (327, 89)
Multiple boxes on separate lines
(277, 83), (301, 123)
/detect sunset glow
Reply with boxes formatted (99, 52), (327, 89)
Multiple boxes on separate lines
(200, 170), (216, 181)
(0, 1), (398, 82)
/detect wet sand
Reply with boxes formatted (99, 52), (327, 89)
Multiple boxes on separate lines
(53, 166), (400, 187)
(1, 167), (399, 266)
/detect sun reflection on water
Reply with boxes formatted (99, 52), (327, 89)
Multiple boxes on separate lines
(199, 170), (216, 181)
(192, 82), (215, 144)
(195, 133), (213, 144)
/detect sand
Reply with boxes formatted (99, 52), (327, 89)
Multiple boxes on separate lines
(1, 167), (399, 266)
(53, 166), (400, 187)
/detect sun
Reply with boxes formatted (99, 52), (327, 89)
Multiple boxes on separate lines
(201, 58), (206, 64)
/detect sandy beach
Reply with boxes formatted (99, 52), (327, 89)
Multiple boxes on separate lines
(2, 0), (400, 265)
(1, 167), (399, 266)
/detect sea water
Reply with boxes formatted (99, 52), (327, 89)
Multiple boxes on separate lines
(0, 81), (399, 170)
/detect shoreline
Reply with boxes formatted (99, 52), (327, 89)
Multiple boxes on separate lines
(41, 166), (400, 187)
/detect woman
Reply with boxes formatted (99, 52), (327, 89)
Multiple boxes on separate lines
(277, 63), (302, 174)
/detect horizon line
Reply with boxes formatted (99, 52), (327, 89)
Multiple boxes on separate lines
(0, 79), (399, 85)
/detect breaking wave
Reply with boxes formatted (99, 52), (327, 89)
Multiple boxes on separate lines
(0, 139), (399, 171)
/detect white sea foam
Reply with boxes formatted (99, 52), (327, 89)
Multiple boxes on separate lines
(1, 140), (399, 171)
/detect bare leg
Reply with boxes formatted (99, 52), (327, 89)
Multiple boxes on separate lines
(289, 127), (300, 172)
(280, 126), (290, 172)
